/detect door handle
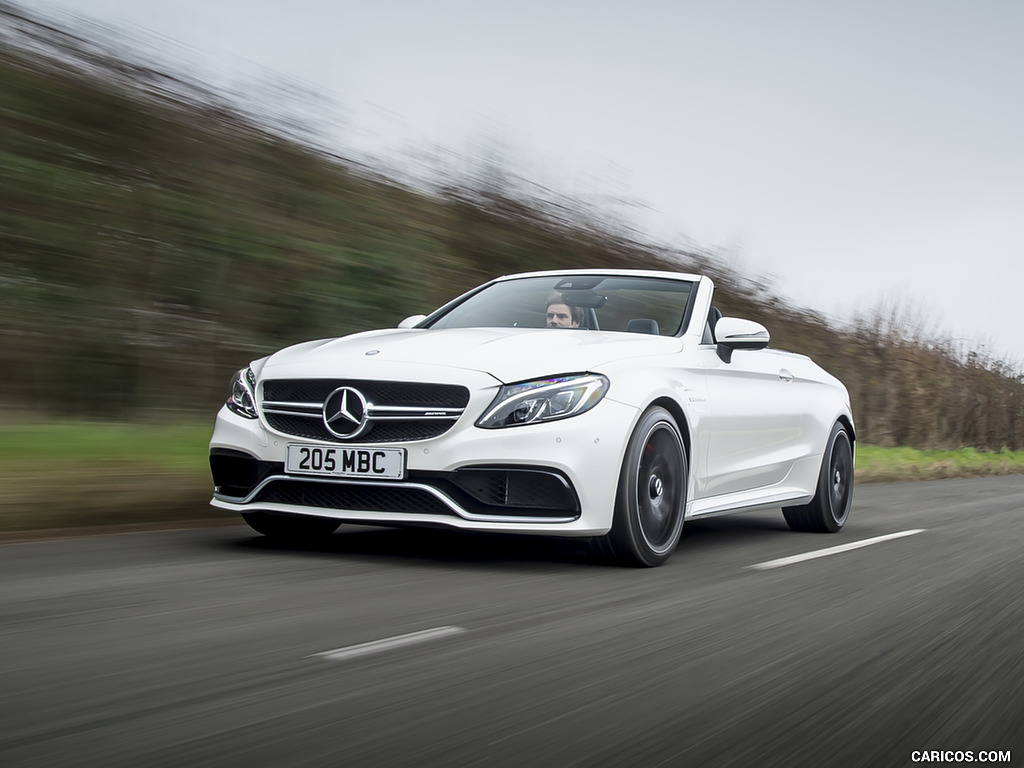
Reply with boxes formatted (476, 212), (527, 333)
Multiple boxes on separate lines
(779, 369), (794, 382)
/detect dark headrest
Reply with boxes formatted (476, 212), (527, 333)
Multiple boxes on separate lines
(626, 318), (660, 335)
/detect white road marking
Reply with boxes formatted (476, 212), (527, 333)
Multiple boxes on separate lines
(747, 529), (926, 570)
(310, 626), (467, 662)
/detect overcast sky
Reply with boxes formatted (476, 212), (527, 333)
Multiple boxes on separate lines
(28, 0), (1024, 364)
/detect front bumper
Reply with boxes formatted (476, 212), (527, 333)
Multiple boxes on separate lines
(209, 396), (639, 536)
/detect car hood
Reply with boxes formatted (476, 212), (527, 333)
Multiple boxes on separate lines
(258, 327), (682, 384)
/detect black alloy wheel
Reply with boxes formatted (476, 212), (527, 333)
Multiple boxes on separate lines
(596, 406), (687, 567)
(783, 422), (854, 533)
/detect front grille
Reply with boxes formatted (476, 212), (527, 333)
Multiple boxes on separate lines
(359, 421), (455, 442)
(263, 414), (332, 442)
(253, 480), (452, 517)
(263, 380), (469, 408)
(264, 414), (455, 443)
(260, 378), (470, 443)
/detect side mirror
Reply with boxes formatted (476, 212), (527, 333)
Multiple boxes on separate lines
(398, 314), (427, 329)
(714, 317), (770, 363)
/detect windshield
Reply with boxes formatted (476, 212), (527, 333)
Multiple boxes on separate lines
(426, 275), (696, 336)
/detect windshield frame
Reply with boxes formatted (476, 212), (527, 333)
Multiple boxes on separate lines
(419, 273), (700, 337)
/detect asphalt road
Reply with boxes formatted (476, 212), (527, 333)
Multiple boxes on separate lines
(1, 477), (1022, 768)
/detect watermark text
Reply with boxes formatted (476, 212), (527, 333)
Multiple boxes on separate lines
(911, 751), (1012, 763)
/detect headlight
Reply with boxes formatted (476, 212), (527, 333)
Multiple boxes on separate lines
(226, 367), (258, 419)
(477, 374), (609, 429)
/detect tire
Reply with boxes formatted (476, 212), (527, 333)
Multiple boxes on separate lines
(242, 511), (339, 540)
(596, 407), (687, 567)
(783, 422), (853, 533)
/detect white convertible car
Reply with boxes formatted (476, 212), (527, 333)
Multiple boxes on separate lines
(209, 269), (854, 566)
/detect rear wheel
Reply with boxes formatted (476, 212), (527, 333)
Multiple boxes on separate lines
(783, 422), (853, 533)
(242, 511), (339, 540)
(595, 407), (687, 567)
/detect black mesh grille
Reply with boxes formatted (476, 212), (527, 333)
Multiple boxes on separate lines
(263, 414), (328, 441)
(254, 480), (452, 517)
(263, 414), (456, 443)
(238, 468), (579, 521)
(209, 450), (281, 498)
(364, 421), (456, 442)
(263, 380), (469, 408)
(449, 469), (578, 511)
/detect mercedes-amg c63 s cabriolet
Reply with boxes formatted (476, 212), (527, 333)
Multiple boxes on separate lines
(210, 269), (854, 566)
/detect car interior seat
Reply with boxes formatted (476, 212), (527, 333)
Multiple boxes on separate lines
(626, 318), (660, 335)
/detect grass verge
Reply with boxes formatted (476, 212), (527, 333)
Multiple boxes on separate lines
(0, 421), (232, 536)
(1, 422), (1023, 536)
(855, 444), (1024, 483)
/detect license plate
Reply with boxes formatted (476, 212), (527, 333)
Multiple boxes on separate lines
(286, 444), (405, 480)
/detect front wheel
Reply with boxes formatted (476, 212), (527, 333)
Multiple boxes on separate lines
(595, 407), (687, 567)
(783, 422), (854, 533)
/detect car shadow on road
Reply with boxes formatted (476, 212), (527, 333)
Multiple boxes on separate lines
(217, 510), (796, 570)
(226, 525), (601, 570)
(680, 511), (791, 542)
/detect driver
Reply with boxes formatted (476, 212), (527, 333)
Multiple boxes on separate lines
(545, 292), (583, 328)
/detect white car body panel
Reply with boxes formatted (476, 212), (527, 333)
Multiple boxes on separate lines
(259, 327), (683, 384)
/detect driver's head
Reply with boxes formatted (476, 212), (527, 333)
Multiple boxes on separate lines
(546, 293), (582, 327)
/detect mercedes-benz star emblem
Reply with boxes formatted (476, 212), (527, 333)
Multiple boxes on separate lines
(323, 386), (368, 438)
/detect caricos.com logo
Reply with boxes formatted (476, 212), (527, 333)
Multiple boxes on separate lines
(911, 751), (1012, 763)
